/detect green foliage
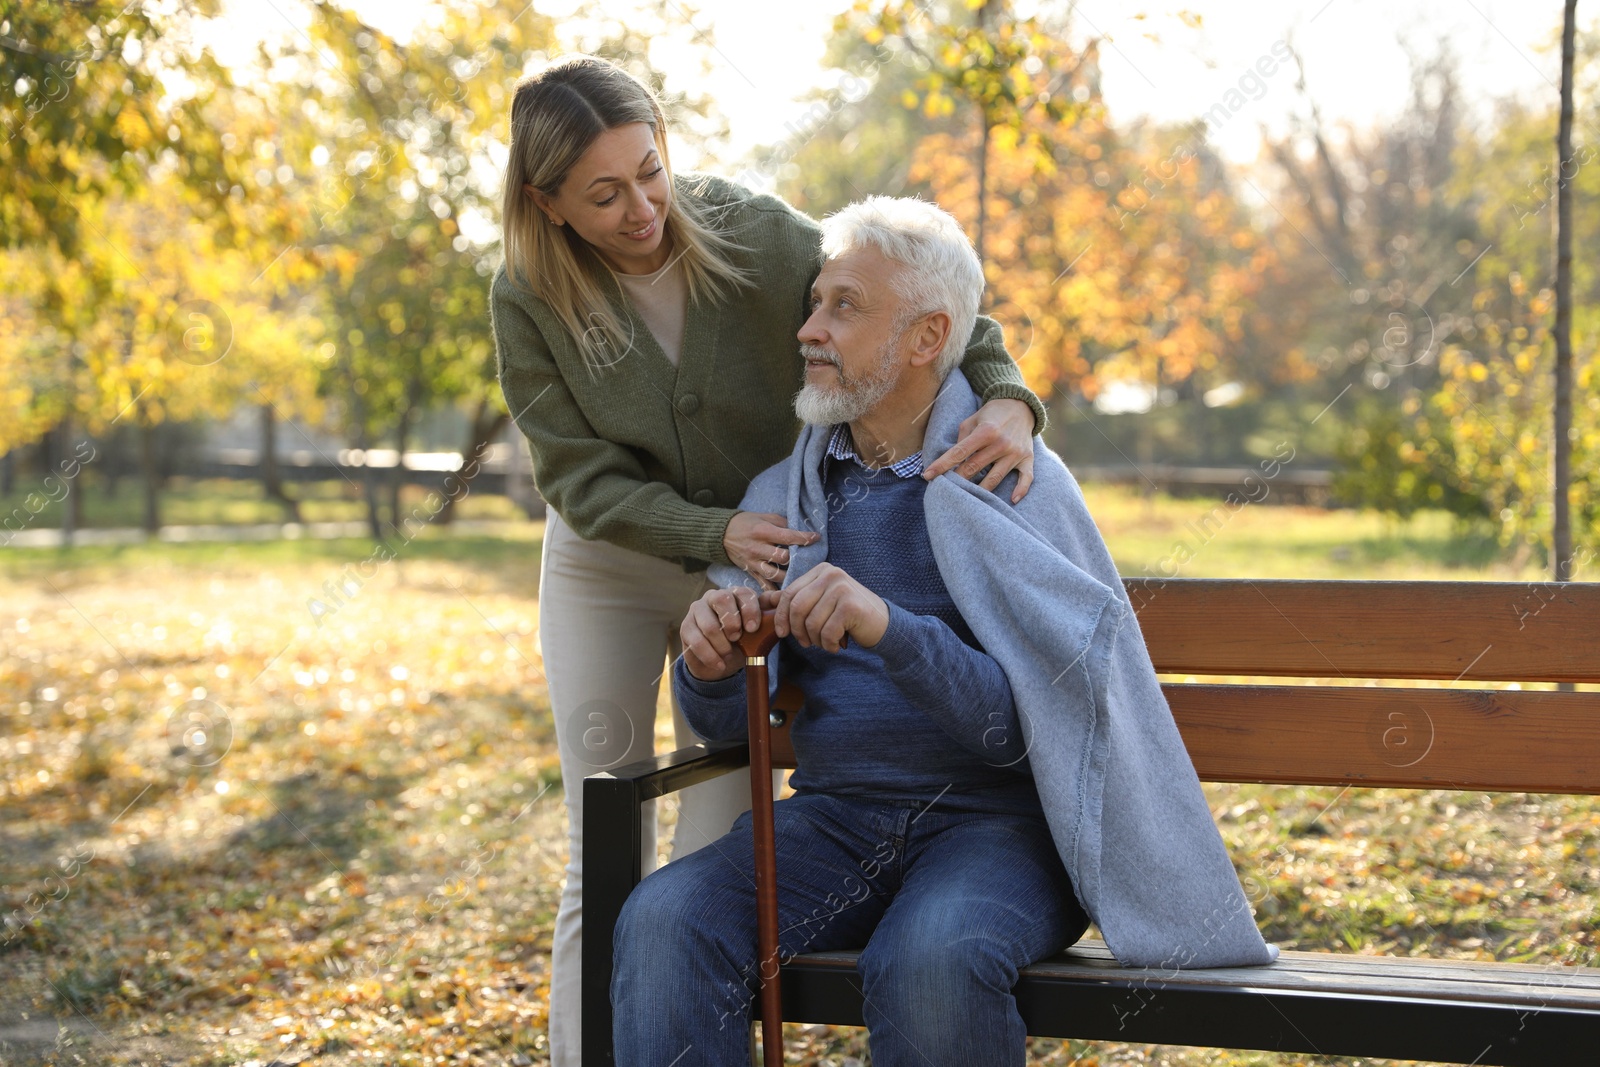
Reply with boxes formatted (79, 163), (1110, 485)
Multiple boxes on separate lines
(757, 27), (949, 215)
(1425, 93), (1600, 564)
(267, 0), (556, 443)
(1331, 393), (1486, 521)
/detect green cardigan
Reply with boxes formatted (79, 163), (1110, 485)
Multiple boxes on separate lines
(490, 172), (1046, 573)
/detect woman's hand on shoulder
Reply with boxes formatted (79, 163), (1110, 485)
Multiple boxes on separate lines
(921, 397), (1036, 504)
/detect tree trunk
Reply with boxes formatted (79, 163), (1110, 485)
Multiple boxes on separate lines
(358, 426), (384, 542)
(138, 418), (161, 535)
(1553, 0), (1577, 694)
(1553, 0), (1576, 585)
(436, 400), (509, 526)
(64, 426), (83, 535)
(260, 403), (302, 523)
(57, 419), (80, 546)
(1185, 378), (1209, 464)
(390, 391), (416, 532)
(102, 426), (120, 499)
(1, 449), (14, 496)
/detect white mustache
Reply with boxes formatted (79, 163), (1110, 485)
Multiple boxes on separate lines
(800, 344), (842, 371)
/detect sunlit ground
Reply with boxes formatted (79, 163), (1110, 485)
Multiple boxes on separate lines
(1, 488), (1595, 1065)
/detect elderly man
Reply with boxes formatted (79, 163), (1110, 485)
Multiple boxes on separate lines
(611, 197), (1273, 1066)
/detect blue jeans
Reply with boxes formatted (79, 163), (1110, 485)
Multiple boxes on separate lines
(612, 792), (1089, 1066)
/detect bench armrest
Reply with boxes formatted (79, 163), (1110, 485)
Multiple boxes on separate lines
(581, 739), (753, 1066)
(596, 739), (752, 802)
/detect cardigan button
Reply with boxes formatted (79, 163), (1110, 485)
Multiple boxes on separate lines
(676, 393), (700, 415)
(692, 489), (715, 506)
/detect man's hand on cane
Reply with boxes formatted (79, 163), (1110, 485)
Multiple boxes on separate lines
(681, 586), (767, 681)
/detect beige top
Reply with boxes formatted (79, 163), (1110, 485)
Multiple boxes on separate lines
(612, 253), (688, 367)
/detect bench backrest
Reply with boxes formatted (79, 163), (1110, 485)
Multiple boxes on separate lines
(766, 578), (1600, 795)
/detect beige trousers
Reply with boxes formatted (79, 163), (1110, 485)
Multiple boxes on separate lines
(538, 510), (761, 1067)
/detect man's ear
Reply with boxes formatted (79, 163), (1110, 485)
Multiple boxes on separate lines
(905, 310), (953, 368)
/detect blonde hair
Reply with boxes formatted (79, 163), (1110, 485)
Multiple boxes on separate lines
(500, 55), (753, 374)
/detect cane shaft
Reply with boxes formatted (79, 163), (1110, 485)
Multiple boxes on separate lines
(738, 613), (784, 1067)
(744, 660), (782, 1067)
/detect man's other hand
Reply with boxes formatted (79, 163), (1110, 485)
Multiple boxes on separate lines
(770, 563), (889, 653)
(681, 586), (764, 681)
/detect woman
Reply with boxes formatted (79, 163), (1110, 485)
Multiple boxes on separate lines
(490, 54), (1047, 1065)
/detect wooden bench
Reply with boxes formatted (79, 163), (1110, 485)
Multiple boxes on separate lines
(583, 578), (1600, 1065)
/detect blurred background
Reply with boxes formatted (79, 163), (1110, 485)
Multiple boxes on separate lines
(2, 1), (1597, 1064)
(4, 0), (1597, 553)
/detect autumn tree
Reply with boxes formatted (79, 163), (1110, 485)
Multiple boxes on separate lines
(1, 0), (334, 535)
(793, 2), (1284, 430)
(1260, 44), (1499, 521)
(1, 0), (234, 256)
(242, 0), (558, 537)
(1264, 27), (1599, 567)
(259, 0), (735, 535)
(830, 0), (1100, 265)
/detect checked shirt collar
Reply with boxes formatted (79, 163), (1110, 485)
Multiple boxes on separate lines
(823, 423), (925, 479)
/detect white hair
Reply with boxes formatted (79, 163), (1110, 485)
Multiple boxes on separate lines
(819, 195), (984, 378)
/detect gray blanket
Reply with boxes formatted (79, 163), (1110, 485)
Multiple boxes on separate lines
(709, 367), (1277, 969)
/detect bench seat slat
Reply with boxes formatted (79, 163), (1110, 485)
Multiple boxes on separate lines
(1168, 684), (1600, 793)
(787, 940), (1600, 1011)
(778, 947), (1600, 1066)
(1126, 578), (1600, 682)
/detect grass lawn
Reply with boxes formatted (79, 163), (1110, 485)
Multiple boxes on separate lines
(1, 487), (1594, 1066)
(1082, 485), (1531, 581)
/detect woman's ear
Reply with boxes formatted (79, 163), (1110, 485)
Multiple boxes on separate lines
(526, 184), (564, 227)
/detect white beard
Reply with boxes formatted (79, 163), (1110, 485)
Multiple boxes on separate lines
(793, 336), (902, 426)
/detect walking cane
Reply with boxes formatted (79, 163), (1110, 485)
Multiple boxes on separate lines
(737, 609), (784, 1067)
